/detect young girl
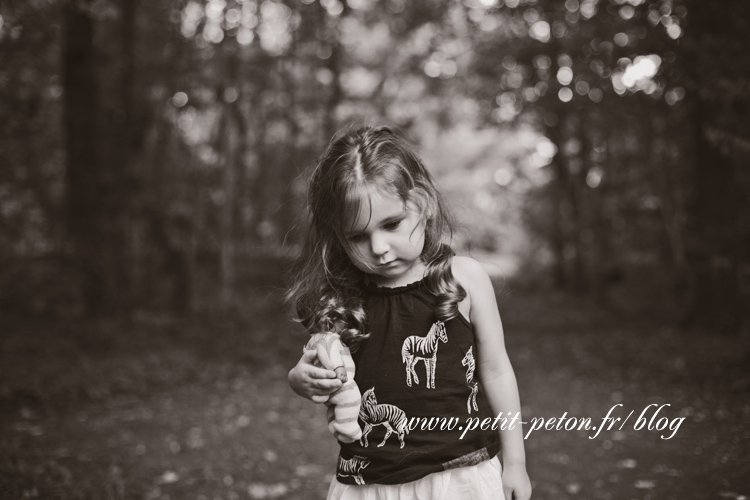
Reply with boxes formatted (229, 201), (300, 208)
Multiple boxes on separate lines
(287, 124), (531, 500)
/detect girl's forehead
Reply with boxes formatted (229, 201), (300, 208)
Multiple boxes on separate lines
(345, 188), (406, 232)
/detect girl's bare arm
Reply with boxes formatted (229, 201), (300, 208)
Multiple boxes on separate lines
(454, 256), (532, 500)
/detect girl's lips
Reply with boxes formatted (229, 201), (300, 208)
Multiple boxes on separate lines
(378, 260), (397, 268)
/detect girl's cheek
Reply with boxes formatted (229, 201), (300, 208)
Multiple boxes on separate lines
(349, 244), (367, 262)
(409, 220), (427, 243)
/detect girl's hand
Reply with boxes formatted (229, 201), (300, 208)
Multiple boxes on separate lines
(288, 347), (343, 403)
(502, 463), (531, 500)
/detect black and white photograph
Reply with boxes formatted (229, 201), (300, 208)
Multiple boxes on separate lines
(1, 0), (748, 498)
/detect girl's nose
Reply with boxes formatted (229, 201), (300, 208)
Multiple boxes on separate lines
(370, 233), (389, 256)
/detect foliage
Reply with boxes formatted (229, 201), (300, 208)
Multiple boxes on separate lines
(0, 0), (747, 329)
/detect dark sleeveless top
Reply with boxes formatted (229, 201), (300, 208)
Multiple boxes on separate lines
(334, 278), (500, 485)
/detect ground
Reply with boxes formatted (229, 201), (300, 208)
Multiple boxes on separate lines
(1, 263), (749, 500)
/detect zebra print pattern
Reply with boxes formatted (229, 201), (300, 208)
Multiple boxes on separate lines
(337, 455), (370, 485)
(359, 388), (409, 449)
(401, 321), (448, 389)
(462, 346), (479, 413)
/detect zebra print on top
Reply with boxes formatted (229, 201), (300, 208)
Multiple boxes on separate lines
(334, 277), (500, 486)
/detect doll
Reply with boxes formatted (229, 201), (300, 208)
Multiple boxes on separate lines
(304, 332), (362, 443)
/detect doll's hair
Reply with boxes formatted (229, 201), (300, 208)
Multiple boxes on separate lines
(286, 124), (465, 348)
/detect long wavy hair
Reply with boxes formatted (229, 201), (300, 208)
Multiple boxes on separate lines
(286, 124), (465, 349)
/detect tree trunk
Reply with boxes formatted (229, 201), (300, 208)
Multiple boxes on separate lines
(218, 41), (242, 308)
(322, 2), (347, 141)
(63, 1), (112, 316)
(681, 0), (749, 332)
(684, 97), (743, 331)
(547, 112), (588, 294)
(139, 14), (193, 313)
(113, 0), (137, 314)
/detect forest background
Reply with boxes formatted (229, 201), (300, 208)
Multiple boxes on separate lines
(1, 0), (749, 498)
(2, 0), (748, 326)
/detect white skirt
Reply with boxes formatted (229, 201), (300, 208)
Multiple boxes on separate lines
(326, 456), (503, 500)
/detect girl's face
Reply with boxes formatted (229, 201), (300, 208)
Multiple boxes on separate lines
(342, 189), (426, 288)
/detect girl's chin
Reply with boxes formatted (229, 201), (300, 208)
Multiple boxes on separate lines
(366, 269), (402, 286)
(367, 260), (425, 287)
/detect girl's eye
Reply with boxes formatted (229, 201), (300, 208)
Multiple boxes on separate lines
(348, 233), (366, 243)
(384, 219), (402, 230)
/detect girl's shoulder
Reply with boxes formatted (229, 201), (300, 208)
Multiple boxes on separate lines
(450, 255), (491, 294)
(450, 255), (494, 321)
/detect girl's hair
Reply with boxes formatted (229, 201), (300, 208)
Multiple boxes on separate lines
(286, 124), (465, 348)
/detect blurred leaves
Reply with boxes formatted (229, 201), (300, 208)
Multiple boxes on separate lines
(0, 0), (748, 328)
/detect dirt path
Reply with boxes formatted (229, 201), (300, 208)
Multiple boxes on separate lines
(2, 292), (749, 499)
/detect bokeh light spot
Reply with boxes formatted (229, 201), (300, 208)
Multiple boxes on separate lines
(536, 137), (557, 159)
(172, 91), (189, 107)
(588, 88), (603, 102)
(530, 21), (551, 42)
(619, 5), (635, 20)
(665, 86), (685, 106)
(237, 27), (254, 45)
(424, 61), (441, 78)
(316, 68), (334, 85)
(575, 80), (590, 95)
(223, 87), (238, 103)
(622, 54), (661, 92)
(205, 0), (225, 21)
(557, 67), (573, 86)
(533, 54), (551, 70)
(586, 167), (603, 188)
(494, 168), (513, 186)
(666, 24), (681, 39)
(523, 8), (541, 23)
(580, 0), (597, 19)
(558, 54), (573, 67)
(613, 32), (629, 47)
(441, 60), (458, 78)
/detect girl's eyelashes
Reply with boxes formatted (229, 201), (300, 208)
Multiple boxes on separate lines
(347, 219), (403, 242)
(383, 219), (403, 230)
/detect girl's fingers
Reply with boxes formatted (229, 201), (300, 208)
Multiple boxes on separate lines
(311, 377), (343, 391)
(301, 345), (338, 378)
(307, 364), (339, 380)
(300, 349), (319, 364)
